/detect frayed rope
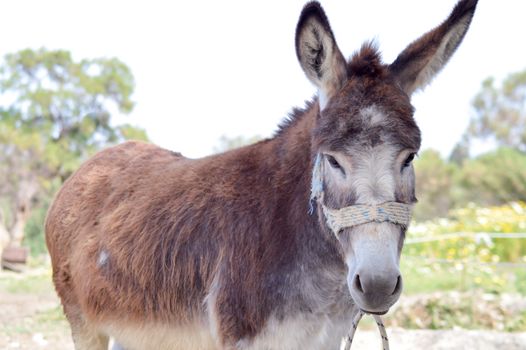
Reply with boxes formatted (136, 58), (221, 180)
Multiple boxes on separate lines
(309, 153), (324, 215)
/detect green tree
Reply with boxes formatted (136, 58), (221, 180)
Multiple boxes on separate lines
(213, 134), (262, 153)
(449, 135), (470, 166)
(457, 147), (526, 206)
(467, 70), (526, 152)
(0, 48), (147, 250)
(414, 149), (458, 221)
(0, 122), (53, 248)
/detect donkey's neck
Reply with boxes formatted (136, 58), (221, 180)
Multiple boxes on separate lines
(272, 100), (318, 211)
(266, 100), (342, 259)
(261, 100), (349, 307)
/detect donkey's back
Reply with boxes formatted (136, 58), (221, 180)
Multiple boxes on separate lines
(46, 139), (320, 350)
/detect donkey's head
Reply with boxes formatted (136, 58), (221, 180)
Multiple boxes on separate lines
(296, 0), (477, 314)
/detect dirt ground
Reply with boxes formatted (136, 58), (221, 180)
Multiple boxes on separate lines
(1, 269), (525, 350)
(352, 328), (526, 349)
(0, 283), (73, 350)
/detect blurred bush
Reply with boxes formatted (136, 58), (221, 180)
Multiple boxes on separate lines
(413, 148), (526, 221)
(413, 149), (458, 220)
(403, 202), (526, 295)
(213, 134), (262, 153)
(389, 291), (526, 331)
(457, 148), (526, 206)
(0, 48), (148, 252)
(25, 200), (52, 257)
(407, 202), (526, 260)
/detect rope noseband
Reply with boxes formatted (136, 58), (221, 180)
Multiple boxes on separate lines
(310, 153), (413, 235)
(323, 201), (412, 234)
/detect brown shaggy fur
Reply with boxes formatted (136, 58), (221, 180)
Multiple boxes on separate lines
(46, 114), (343, 343)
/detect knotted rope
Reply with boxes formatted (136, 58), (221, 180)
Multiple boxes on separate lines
(340, 311), (390, 350)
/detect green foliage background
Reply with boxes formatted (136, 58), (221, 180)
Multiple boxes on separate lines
(404, 202), (526, 294)
(0, 48), (148, 252)
(413, 147), (526, 221)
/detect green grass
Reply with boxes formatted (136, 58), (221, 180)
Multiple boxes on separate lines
(401, 257), (526, 295)
(34, 305), (69, 332)
(0, 267), (68, 338)
(402, 260), (461, 294)
(0, 270), (54, 294)
(515, 269), (526, 294)
(2, 307), (68, 336)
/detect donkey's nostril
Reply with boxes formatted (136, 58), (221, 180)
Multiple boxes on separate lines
(354, 274), (364, 293)
(392, 275), (402, 295)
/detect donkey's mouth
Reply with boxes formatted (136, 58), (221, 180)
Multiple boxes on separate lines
(361, 309), (388, 316)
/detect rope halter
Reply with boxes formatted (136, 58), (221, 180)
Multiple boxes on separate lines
(323, 201), (413, 234)
(340, 311), (390, 350)
(310, 153), (413, 235)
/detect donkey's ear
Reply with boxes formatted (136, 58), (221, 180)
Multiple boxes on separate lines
(389, 0), (478, 96)
(295, 2), (347, 108)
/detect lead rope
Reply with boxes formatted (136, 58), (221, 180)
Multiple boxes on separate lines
(340, 311), (390, 350)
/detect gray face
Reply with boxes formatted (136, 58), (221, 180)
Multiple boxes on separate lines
(318, 105), (417, 314)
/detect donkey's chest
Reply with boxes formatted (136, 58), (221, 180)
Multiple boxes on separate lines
(239, 312), (350, 350)
(239, 275), (354, 349)
(102, 320), (216, 350)
(104, 313), (349, 350)
(102, 274), (353, 350)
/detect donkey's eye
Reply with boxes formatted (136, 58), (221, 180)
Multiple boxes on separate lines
(402, 153), (416, 169)
(326, 155), (342, 170)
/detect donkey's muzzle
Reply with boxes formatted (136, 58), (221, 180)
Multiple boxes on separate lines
(349, 270), (403, 313)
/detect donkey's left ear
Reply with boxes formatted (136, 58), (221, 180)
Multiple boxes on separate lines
(389, 0), (478, 96)
(296, 2), (347, 108)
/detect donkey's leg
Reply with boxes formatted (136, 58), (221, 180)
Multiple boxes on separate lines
(70, 321), (109, 350)
(64, 304), (109, 350)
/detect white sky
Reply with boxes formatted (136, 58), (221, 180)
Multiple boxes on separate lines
(2, 0), (525, 158)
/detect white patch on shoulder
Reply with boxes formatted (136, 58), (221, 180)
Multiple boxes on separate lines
(97, 249), (109, 267)
(204, 273), (221, 345)
(319, 90), (329, 111)
(110, 340), (125, 350)
(360, 105), (385, 126)
(101, 321), (216, 350)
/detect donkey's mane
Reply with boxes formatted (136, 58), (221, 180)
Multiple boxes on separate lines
(274, 99), (317, 137)
(347, 41), (386, 79)
(275, 42), (386, 138)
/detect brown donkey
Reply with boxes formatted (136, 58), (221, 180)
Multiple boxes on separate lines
(46, 1), (478, 349)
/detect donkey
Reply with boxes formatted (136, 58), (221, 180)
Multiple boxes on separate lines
(46, 1), (478, 349)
